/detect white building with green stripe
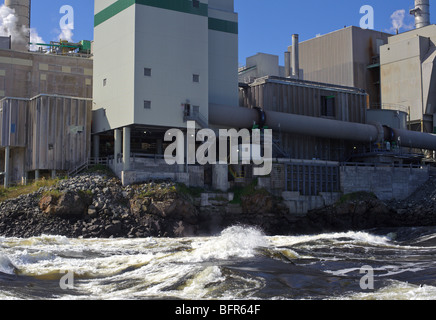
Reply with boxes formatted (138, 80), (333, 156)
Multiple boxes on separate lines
(92, 0), (238, 176)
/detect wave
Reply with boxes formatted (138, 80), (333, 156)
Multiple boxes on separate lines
(0, 254), (17, 275)
(270, 230), (394, 248)
(186, 226), (270, 262)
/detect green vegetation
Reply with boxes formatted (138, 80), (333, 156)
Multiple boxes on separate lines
(229, 179), (270, 204)
(175, 183), (204, 198)
(0, 178), (60, 203)
(336, 191), (377, 205)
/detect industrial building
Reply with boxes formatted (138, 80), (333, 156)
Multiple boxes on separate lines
(380, 10), (436, 134)
(92, 0), (238, 175)
(1, 0), (436, 214)
(0, 0), (93, 186)
(239, 27), (391, 109)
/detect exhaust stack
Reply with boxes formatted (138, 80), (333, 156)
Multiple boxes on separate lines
(410, 0), (430, 29)
(4, 0), (31, 51)
(291, 34), (300, 79)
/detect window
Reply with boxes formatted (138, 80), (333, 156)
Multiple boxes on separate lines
(103, 78), (107, 87)
(321, 95), (335, 117)
(144, 68), (152, 77)
(193, 0), (200, 8)
(144, 100), (151, 109)
(193, 74), (200, 83)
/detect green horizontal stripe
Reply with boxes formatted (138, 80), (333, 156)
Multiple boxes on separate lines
(94, 0), (135, 27)
(95, 0), (207, 27)
(94, 0), (238, 34)
(208, 17), (238, 34)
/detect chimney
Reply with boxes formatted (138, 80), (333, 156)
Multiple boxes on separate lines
(4, 0), (31, 51)
(410, 0), (430, 29)
(284, 51), (291, 78)
(291, 34), (300, 79)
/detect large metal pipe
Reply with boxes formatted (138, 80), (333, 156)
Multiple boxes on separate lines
(4, 0), (31, 51)
(209, 104), (436, 151)
(410, 0), (430, 29)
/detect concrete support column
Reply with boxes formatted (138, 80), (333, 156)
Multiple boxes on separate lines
(212, 164), (229, 192)
(93, 134), (100, 159)
(51, 170), (57, 180)
(123, 127), (131, 171)
(114, 129), (122, 163)
(4, 146), (10, 188)
(35, 169), (40, 181)
(156, 138), (163, 155)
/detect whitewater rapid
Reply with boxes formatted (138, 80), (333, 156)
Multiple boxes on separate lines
(1, 226), (436, 300)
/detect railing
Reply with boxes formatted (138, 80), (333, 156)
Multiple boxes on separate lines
(67, 157), (109, 177)
(183, 107), (208, 128)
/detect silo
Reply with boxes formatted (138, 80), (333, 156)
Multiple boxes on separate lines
(4, 0), (31, 51)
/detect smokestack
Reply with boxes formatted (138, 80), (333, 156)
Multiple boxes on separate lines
(284, 51), (291, 78)
(4, 0), (31, 51)
(291, 34), (299, 79)
(410, 0), (430, 29)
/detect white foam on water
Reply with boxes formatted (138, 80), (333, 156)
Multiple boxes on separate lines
(270, 231), (393, 248)
(0, 253), (16, 275)
(338, 280), (436, 300)
(186, 226), (270, 262)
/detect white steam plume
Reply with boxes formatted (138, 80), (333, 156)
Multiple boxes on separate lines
(388, 9), (414, 33)
(0, 4), (46, 51)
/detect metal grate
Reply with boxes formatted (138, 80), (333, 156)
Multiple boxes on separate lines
(285, 162), (340, 195)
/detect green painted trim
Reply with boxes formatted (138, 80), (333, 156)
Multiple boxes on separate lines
(208, 17), (238, 34)
(95, 0), (207, 27)
(95, 0), (135, 27)
(94, 0), (238, 34)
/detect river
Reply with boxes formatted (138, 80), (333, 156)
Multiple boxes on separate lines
(1, 225), (436, 300)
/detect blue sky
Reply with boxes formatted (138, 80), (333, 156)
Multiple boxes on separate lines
(1, 0), (435, 65)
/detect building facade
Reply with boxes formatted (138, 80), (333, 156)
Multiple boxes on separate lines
(92, 0), (239, 176)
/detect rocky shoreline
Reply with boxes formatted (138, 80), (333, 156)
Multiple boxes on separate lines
(1, 171), (436, 239)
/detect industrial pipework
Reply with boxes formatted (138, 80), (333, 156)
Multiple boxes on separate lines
(209, 104), (436, 151)
(410, 0), (431, 29)
(4, 0), (31, 51)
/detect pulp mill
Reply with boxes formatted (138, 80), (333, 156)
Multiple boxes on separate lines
(1, 0), (436, 214)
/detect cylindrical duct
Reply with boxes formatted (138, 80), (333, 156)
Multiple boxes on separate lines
(4, 0), (31, 51)
(209, 104), (381, 144)
(209, 104), (436, 151)
(410, 0), (430, 29)
(291, 34), (300, 79)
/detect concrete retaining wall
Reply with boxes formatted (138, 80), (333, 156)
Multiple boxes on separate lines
(340, 165), (429, 201)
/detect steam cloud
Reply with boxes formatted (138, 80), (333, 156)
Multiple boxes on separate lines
(388, 9), (414, 33)
(0, 4), (45, 51)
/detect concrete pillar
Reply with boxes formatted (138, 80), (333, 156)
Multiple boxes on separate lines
(93, 134), (100, 159)
(123, 127), (131, 171)
(35, 169), (40, 181)
(4, 146), (10, 188)
(114, 129), (122, 163)
(156, 138), (163, 155)
(51, 170), (57, 180)
(212, 164), (229, 192)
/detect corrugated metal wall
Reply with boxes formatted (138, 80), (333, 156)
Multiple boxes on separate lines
(0, 98), (28, 147)
(240, 76), (368, 161)
(27, 95), (92, 171)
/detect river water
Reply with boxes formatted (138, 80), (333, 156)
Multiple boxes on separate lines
(1, 225), (436, 300)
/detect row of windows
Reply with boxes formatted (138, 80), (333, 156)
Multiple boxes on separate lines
(144, 67), (200, 83)
(102, 70), (201, 87)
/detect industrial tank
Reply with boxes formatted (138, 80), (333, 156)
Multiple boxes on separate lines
(366, 109), (407, 130)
